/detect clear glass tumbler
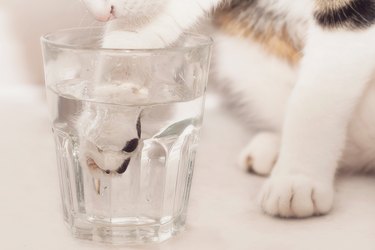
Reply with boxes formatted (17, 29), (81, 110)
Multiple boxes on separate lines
(41, 27), (212, 244)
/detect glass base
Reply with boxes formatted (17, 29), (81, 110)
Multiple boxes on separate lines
(65, 215), (186, 245)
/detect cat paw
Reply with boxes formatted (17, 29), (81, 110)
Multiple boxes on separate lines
(238, 133), (280, 176)
(259, 175), (334, 218)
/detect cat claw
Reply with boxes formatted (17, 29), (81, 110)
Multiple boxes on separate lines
(93, 178), (101, 195)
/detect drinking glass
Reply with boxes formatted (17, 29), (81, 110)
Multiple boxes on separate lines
(41, 27), (212, 244)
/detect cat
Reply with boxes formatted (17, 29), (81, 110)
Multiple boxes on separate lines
(81, 0), (375, 218)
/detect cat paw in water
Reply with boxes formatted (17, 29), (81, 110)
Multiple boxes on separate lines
(238, 133), (280, 176)
(259, 175), (334, 218)
(76, 83), (147, 177)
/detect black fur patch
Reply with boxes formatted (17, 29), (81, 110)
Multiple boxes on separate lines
(122, 138), (139, 153)
(117, 158), (130, 174)
(136, 114), (141, 138)
(315, 0), (375, 29)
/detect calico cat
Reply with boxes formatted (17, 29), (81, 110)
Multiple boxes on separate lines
(82, 0), (375, 218)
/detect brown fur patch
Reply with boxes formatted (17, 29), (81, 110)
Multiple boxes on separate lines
(215, 12), (302, 65)
(315, 0), (353, 11)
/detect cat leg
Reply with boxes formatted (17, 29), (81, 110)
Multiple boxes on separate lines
(213, 32), (296, 176)
(102, 0), (222, 49)
(260, 25), (375, 218)
(238, 132), (280, 176)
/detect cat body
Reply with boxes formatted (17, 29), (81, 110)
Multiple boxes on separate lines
(82, 0), (375, 218)
(215, 0), (375, 173)
(215, 0), (375, 217)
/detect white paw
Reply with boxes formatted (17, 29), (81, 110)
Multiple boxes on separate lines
(238, 133), (280, 176)
(259, 175), (334, 218)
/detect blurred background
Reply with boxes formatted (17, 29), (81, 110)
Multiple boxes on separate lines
(0, 0), (96, 86)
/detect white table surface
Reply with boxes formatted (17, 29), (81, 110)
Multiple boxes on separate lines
(1, 84), (375, 250)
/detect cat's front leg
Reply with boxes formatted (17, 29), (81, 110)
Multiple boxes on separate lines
(102, 0), (222, 49)
(260, 24), (375, 218)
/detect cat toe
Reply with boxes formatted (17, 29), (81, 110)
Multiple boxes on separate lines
(238, 132), (280, 176)
(259, 175), (334, 218)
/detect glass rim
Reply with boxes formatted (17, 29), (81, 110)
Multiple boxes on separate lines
(41, 26), (213, 53)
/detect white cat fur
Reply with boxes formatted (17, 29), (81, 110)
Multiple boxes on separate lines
(82, 0), (375, 218)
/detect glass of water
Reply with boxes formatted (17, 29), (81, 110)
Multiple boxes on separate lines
(41, 27), (212, 245)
